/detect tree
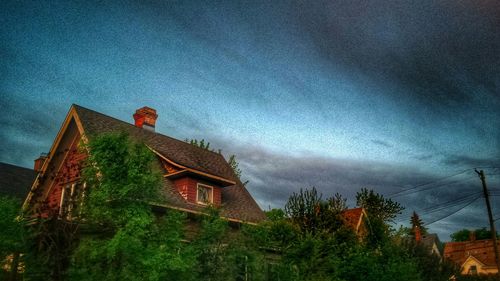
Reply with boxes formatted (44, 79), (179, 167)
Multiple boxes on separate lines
(356, 188), (404, 247)
(356, 188), (403, 223)
(410, 211), (428, 236)
(186, 138), (213, 151)
(284, 187), (348, 236)
(186, 138), (244, 181)
(69, 132), (196, 280)
(450, 227), (499, 242)
(228, 155), (242, 180)
(0, 196), (26, 281)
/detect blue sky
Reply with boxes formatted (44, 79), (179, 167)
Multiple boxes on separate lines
(1, 0), (499, 240)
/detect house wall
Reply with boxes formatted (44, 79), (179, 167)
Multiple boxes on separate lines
(461, 258), (498, 275)
(41, 132), (86, 216)
(173, 177), (222, 206)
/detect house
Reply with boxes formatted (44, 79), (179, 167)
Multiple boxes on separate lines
(412, 226), (442, 258)
(0, 162), (36, 201)
(444, 235), (499, 275)
(420, 233), (442, 258)
(22, 104), (266, 224)
(341, 207), (370, 238)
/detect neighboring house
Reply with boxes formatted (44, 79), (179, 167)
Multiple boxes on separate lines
(341, 207), (370, 238)
(0, 162), (36, 201)
(22, 104), (266, 224)
(444, 236), (499, 275)
(412, 226), (442, 258)
(421, 233), (442, 258)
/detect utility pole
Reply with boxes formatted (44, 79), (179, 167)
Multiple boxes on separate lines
(475, 169), (500, 277)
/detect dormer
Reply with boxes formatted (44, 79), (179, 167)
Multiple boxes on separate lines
(161, 159), (234, 207)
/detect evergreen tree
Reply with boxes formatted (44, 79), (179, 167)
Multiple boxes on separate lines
(410, 211), (428, 236)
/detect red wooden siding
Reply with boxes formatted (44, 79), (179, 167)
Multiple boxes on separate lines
(42, 136), (86, 216)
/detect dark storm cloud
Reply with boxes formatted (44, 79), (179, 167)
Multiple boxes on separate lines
(291, 0), (500, 106)
(442, 154), (500, 169)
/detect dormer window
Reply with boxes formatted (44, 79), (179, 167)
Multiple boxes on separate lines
(197, 183), (213, 205)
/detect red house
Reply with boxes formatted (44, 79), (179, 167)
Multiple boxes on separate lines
(22, 104), (266, 224)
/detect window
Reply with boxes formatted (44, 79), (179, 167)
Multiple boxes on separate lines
(59, 182), (85, 219)
(469, 265), (477, 275)
(196, 183), (213, 205)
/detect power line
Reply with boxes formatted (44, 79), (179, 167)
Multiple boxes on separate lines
(426, 196), (482, 226)
(390, 176), (476, 198)
(419, 192), (482, 214)
(395, 192), (482, 223)
(387, 169), (472, 198)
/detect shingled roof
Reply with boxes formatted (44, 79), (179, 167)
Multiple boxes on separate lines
(73, 105), (265, 223)
(0, 162), (36, 201)
(444, 239), (500, 268)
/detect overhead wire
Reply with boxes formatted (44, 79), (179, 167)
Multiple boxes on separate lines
(392, 167), (498, 224)
(387, 168), (472, 198)
(390, 176), (476, 198)
(418, 192), (483, 214)
(395, 192), (482, 223)
(425, 195), (482, 226)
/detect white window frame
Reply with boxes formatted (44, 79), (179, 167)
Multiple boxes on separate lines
(59, 183), (74, 216)
(196, 183), (214, 205)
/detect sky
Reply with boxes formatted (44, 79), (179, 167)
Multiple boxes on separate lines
(1, 0), (499, 240)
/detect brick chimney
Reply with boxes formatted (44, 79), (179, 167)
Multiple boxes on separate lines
(414, 226), (422, 243)
(34, 153), (48, 172)
(469, 231), (476, 242)
(133, 107), (158, 131)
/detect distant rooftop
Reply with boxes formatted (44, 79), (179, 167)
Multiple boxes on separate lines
(0, 162), (36, 201)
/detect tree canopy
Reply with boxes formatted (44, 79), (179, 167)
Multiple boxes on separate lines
(450, 228), (499, 242)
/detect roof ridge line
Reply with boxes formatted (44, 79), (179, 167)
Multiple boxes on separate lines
(72, 104), (229, 159)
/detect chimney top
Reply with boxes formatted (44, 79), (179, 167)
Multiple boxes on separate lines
(414, 226), (422, 243)
(469, 231), (476, 242)
(133, 107), (158, 131)
(34, 153), (48, 172)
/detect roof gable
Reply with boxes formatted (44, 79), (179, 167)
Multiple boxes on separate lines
(342, 208), (367, 233)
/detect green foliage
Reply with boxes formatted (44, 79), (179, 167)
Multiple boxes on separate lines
(0, 196), (26, 280)
(191, 207), (230, 280)
(356, 188), (403, 223)
(410, 211), (428, 235)
(405, 240), (457, 281)
(338, 244), (422, 281)
(284, 187), (348, 236)
(186, 138), (243, 181)
(228, 155), (242, 180)
(0, 196), (24, 258)
(356, 188), (404, 247)
(267, 187), (430, 281)
(450, 227), (499, 242)
(186, 138), (213, 151)
(70, 132), (195, 280)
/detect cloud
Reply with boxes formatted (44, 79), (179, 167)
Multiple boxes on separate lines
(206, 138), (497, 240)
(442, 155), (500, 169)
(290, 0), (500, 111)
(371, 139), (392, 148)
